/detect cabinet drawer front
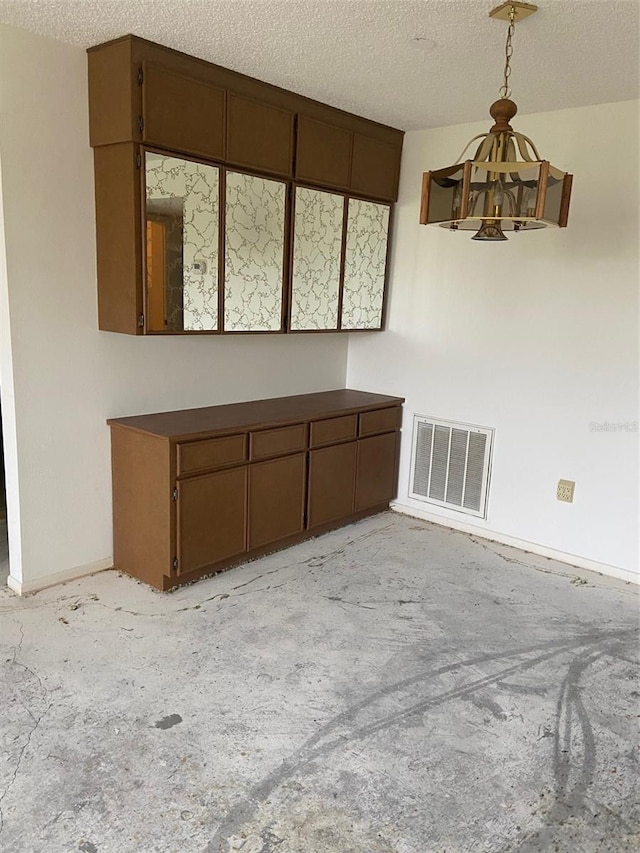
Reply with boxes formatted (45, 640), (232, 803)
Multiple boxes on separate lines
(359, 407), (401, 437)
(143, 64), (225, 160)
(177, 434), (246, 475)
(310, 415), (357, 448)
(250, 424), (307, 460)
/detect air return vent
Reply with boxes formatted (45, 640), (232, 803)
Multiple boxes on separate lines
(409, 416), (494, 518)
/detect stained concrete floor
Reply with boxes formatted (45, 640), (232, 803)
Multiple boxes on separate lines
(0, 512), (638, 853)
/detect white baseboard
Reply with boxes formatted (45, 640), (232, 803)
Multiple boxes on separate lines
(391, 502), (639, 586)
(7, 557), (113, 596)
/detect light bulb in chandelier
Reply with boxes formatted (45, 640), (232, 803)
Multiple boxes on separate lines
(419, 2), (573, 242)
(492, 179), (505, 207)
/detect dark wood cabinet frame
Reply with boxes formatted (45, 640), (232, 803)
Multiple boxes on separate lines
(88, 36), (403, 190)
(89, 35), (404, 336)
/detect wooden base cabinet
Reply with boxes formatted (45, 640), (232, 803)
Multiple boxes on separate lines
(108, 389), (403, 591)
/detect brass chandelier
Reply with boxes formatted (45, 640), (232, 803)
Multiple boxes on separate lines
(419, 2), (573, 241)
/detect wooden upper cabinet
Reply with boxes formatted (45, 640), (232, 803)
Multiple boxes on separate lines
(296, 116), (352, 190)
(87, 35), (404, 335)
(142, 64), (226, 161)
(88, 37), (403, 198)
(351, 133), (401, 202)
(227, 94), (294, 177)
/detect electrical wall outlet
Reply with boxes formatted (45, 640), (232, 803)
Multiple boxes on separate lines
(557, 479), (575, 503)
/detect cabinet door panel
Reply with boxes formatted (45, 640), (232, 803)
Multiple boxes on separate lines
(290, 187), (344, 331)
(224, 171), (287, 332)
(341, 198), (390, 330)
(248, 454), (306, 549)
(177, 467), (247, 574)
(227, 93), (293, 176)
(296, 116), (352, 189)
(308, 443), (357, 528)
(143, 64), (225, 160)
(355, 433), (398, 512)
(351, 134), (401, 201)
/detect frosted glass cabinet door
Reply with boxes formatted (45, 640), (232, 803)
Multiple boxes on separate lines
(224, 171), (287, 332)
(341, 198), (390, 330)
(290, 187), (344, 331)
(145, 152), (220, 332)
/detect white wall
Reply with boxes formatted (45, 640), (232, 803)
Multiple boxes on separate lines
(347, 100), (639, 582)
(0, 26), (349, 592)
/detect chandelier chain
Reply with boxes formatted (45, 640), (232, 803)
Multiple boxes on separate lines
(499, 6), (517, 99)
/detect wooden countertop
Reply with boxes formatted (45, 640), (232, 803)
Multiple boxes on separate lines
(107, 389), (405, 440)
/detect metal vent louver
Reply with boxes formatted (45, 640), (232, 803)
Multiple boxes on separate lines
(409, 416), (494, 518)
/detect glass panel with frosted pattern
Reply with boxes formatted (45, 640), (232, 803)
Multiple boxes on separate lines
(224, 171), (286, 332)
(290, 187), (344, 331)
(145, 152), (219, 332)
(341, 199), (390, 330)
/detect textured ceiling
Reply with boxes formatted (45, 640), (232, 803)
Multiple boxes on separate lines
(0, 0), (638, 130)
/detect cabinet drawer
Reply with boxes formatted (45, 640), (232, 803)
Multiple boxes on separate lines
(310, 414), (357, 448)
(359, 407), (401, 437)
(177, 434), (246, 475)
(250, 424), (307, 460)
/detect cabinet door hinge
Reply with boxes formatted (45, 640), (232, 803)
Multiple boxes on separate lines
(137, 114), (144, 134)
(137, 67), (144, 86)
(172, 487), (179, 501)
(172, 556), (179, 571)
(137, 313), (144, 328)
(135, 152), (142, 169)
